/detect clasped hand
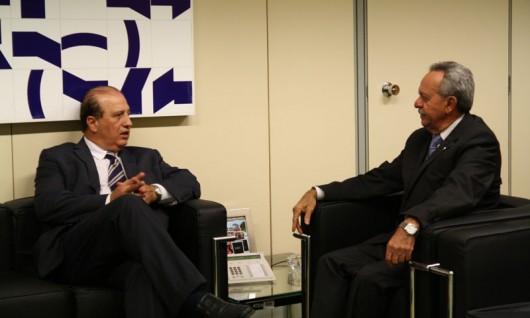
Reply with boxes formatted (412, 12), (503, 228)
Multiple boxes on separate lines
(109, 172), (158, 204)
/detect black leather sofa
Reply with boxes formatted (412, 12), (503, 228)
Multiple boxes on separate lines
(0, 197), (228, 318)
(301, 194), (530, 318)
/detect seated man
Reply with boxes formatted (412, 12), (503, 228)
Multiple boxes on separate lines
(292, 61), (501, 318)
(33, 86), (254, 318)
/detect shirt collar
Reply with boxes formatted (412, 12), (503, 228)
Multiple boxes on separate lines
(84, 137), (108, 160)
(439, 114), (464, 140)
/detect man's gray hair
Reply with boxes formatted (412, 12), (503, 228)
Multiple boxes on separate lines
(430, 61), (474, 113)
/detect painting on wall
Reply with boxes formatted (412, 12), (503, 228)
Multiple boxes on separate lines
(0, 0), (194, 124)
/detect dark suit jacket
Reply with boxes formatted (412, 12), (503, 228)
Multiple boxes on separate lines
(319, 113), (502, 230)
(33, 138), (201, 277)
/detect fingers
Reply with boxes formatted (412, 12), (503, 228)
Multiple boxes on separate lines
(385, 230), (415, 266)
(291, 208), (302, 233)
(385, 249), (412, 266)
(138, 184), (158, 204)
(292, 189), (317, 233)
(110, 172), (146, 201)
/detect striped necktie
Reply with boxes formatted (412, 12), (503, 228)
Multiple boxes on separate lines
(105, 153), (126, 190)
(428, 134), (443, 157)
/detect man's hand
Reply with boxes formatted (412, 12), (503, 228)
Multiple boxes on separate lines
(137, 184), (159, 205)
(292, 188), (318, 234)
(385, 217), (420, 266)
(109, 172), (146, 201)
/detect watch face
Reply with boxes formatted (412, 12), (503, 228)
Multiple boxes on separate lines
(405, 224), (417, 234)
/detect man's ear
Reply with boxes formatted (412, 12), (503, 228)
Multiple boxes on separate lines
(445, 96), (457, 113)
(86, 116), (98, 132)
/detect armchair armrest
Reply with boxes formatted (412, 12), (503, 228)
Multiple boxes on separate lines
(300, 195), (400, 297)
(167, 199), (227, 294)
(438, 217), (530, 316)
(415, 197), (530, 263)
(0, 203), (12, 271)
(1, 197), (42, 274)
(411, 197), (530, 318)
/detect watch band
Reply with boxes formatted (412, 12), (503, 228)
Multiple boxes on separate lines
(153, 185), (162, 203)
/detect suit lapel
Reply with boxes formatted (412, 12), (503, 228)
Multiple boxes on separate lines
(119, 148), (139, 180)
(74, 138), (101, 193)
(402, 114), (473, 199)
(402, 132), (431, 198)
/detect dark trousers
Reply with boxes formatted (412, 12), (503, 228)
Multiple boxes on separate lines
(52, 194), (206, 318)
(311, 236), (408, 318)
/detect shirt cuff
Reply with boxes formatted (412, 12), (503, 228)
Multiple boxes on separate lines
(153, 183), (177, 205)
(314, 186), (325, 200)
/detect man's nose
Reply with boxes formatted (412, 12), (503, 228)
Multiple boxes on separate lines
(124, 114), (133, 127)
(414, 98), (422, 108)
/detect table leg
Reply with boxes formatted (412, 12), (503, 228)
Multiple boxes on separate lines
(293, 233), (311, 318)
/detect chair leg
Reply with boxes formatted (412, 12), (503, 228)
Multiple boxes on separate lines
(212, 236), (237, 300)
(409, 261), (454, 318)
(293, 233), (311, 318)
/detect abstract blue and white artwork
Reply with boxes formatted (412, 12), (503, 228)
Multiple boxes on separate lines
(0, 0), (194, 123)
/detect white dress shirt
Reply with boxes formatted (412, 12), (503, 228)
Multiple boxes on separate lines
(84, 137), (175, 205)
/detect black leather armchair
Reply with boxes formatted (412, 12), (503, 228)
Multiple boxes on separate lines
(301, 194), (530, 318)
(0, 197), (227, 318)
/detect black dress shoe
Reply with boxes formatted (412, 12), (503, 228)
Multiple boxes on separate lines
(196, 293), (255, 318)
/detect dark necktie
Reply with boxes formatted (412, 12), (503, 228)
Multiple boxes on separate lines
(105, 153), (126, 190)
(428, 134), (443, 157)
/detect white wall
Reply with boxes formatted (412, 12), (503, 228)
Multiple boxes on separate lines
(511, 0), (530, 198)
(267, 0), (356, 254)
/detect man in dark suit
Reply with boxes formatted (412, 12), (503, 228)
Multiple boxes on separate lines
(33, 86), (254, 318)
(292, 61), (501, 318)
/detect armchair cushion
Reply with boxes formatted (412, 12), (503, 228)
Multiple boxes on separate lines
(0, 271), (73, 318)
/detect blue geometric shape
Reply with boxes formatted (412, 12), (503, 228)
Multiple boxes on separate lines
(62, 33), (108, 50)
(107, 0), (151, 19)
(124, 21), (140, 68)
(13, 32), (61, 67)
(153, 68), (192, 113)
(0, 0), (10, 5)
(152, 0), (190, 19)
(21, 0), (45, 18)
(0, 50), (11, 69)
(27, 70), (45, 119)
(63, 70), (108, 102)
(121, 68), (151, 114)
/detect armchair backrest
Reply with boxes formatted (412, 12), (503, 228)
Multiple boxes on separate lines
(0, 203), (12, 271)
(0, 197), (40, 274)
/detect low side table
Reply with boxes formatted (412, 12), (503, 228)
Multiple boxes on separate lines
(228, 253), (302, 311)
(213, 234), (311, 318)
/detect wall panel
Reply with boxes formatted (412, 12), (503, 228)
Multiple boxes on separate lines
(0, 125), (13, 202)
(268, 0), (356, 254)
(511, 0), (530, 197)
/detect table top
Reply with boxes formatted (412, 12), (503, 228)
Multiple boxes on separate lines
(228, 253), (302, 303)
